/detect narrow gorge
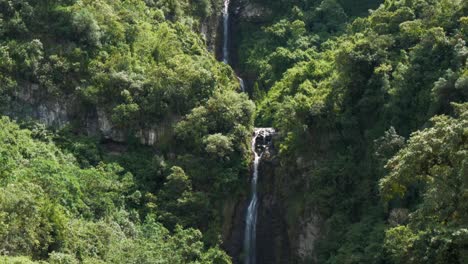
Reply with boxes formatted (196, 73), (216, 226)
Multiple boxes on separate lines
(220, 2), (293, 263)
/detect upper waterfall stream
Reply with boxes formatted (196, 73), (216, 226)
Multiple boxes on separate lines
(222, 0), (230, 63)
(222, 0), (245, 92)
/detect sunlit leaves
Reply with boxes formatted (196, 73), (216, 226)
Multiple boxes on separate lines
(380, 103), (468, 263)
(0, 117), (232, 263)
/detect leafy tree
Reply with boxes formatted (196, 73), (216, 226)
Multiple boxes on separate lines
(380, 103), (468, 263)
(203, 133), (234, 159)
(0, 117), (232, 263)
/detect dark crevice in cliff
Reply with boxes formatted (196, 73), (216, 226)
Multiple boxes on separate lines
(256, 137), (291, 264)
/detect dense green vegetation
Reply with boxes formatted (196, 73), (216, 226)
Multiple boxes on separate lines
(0, 116), (231, 263)
(0, 0), (234, 125)
(0, 0), (251, 263)
(236, 0), (467, 263)
(0, 0), (467, 263)
(381, 103), (468, 264)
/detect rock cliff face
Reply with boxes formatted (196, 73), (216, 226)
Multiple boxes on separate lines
(294, 212), (322, 263)
(6, 82), (175, 146)
(227, 0), (273, 93)
(256, 134), (323, 264)
(236, 1), (273, 22)
(200, 12), (222, 54)
(264, 156), (329, 263)
(256, 137), (291, 264)
(222, 196), (248, 264)
(221, 130), (326, 263)
(8, 82), (72, 128)
(222, 129), (323, 264)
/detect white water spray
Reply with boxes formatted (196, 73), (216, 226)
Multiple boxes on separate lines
(222, 0), (230, 63)
(238, 77), (246, 92)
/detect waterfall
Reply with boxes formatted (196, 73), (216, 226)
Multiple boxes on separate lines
(222, 0), (246, 93)
(222, 0), (230, 63)
(238, 77), (246, 92)
(244, 128), (275, 264)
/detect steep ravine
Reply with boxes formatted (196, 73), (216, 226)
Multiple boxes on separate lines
(222, 128), (293, 264)
(4, 1), (319, 262)
(220, 1), (323, 263)
(223, 0), (274, 93)
(222, 126), (322, 263)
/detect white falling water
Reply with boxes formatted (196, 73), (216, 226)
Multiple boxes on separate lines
(238, 77), (246, 92)
(244, 128), (275, 264)
(222, 0), (230, 63)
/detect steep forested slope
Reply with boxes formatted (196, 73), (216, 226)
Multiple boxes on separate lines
(234, 0), (467, 263)
(0, 0), (252, 263)
(0, 0), (467, 263)
(0, 116), (232, 263)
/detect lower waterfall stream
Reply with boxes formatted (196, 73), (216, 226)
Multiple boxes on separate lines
(243, 128), (275, 264)
(221, 1), (270, 262)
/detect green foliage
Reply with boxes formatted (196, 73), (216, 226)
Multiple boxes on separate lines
(0, 117), (231, 263)
(381, 104), (468, 204)
(236, 0), (383, 93)
(175, 90), (255, 153)
(71, 8), (102, 47)
(0, 256), (43, 264)
(204, 133), (234, 159)
(170, 90), (254, 234)
(162, 166), (192, 197)
(243, 0), (467, 263)
(0, 0), (238, 137)
(0, 0), (253, 258)
(1, 0), (466, 263)
(380, 103), (468, 263)
(0, 182), (66, 258)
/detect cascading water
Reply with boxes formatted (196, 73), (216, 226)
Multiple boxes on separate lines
(222, 0), (230, 64)
(244, 128), (275, 264)
(221, 3), (277, 261)
(238, 77), (246, 92)
(222, 0), (245, 92)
